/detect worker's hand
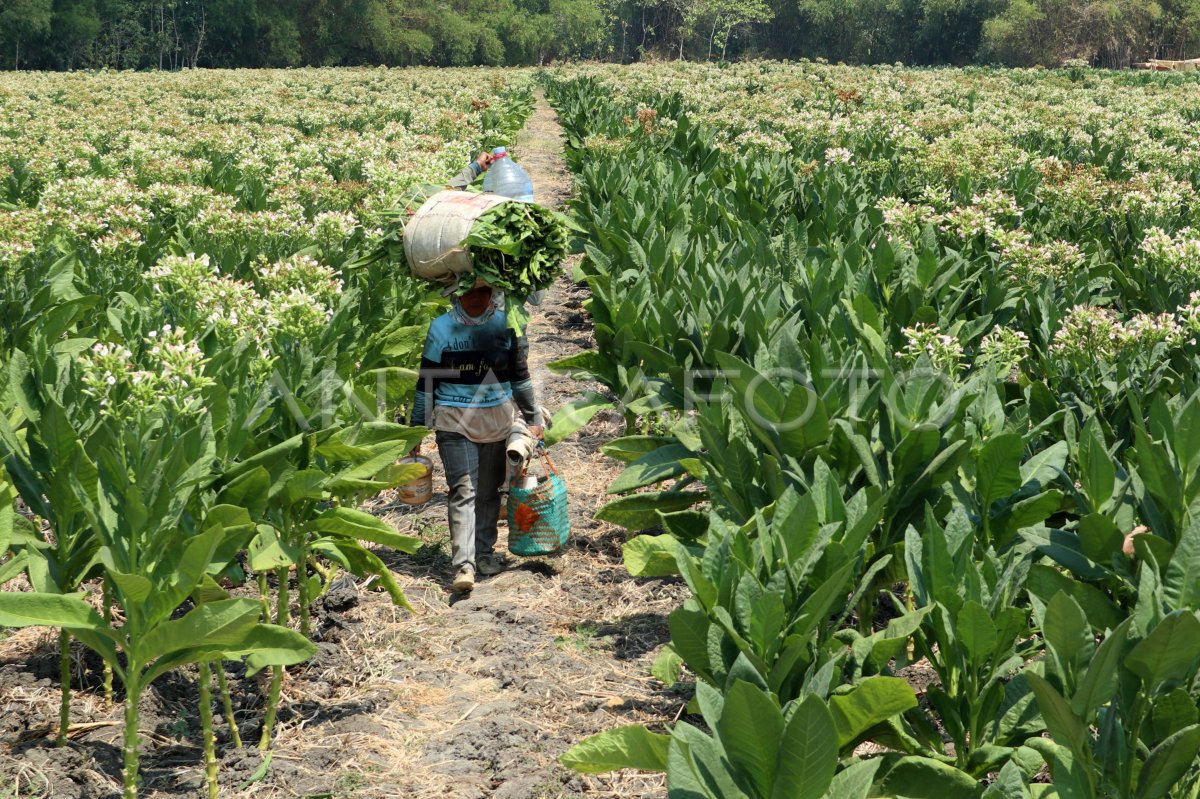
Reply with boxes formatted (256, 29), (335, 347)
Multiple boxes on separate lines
(408, 444), (421, 458)
(528, 425), (544, 441)
(476, 151), (495, 172)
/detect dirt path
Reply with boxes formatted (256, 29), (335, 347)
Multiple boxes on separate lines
(0, 92), (681, 799)
(351, 90), (683, 799)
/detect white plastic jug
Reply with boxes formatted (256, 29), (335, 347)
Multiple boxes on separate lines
(483, 146), (535, 202)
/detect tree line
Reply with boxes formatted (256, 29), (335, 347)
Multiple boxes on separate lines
(1, 0), (1198, 71)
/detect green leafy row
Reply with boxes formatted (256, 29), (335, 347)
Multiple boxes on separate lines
(0, 74), (536, 798)
(547, 70), (1200, 798)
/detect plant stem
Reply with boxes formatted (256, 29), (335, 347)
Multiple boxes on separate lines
(102, 582), (114, 710)
(259, 565), (290, 750)
(257, 570), (270, 621)
(259, 665), (284, 751)
(121, 667), (142, 799)
(320, 563), (341, 598)
(905, 582), (916, 661)
(1122, 694), (1147, 798)
(298, 540), (311, 639)
(56, 629), (71, 747)
(198, 662), (219, 799)
(215, 662), (242, 748)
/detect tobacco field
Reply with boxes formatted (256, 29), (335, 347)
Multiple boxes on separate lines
(0, 60), (1199, 799)
(0, 67), (536, 798)
(548, 62), (1200, 798)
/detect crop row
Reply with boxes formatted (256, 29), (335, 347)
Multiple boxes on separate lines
(0, 68), (535, 798)
(549, 64), (1200, 799)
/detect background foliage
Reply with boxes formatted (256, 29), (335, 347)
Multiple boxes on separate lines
(2, 0), (1200, 71)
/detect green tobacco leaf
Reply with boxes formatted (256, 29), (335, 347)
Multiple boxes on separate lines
(1070, 617), (1131, 720)
(773, 694), (837, 799)
(229, 624), (317, 669)
(651, 644), (683, 687)
(314, 507), (420, 552)
(284, 469), (329, 504)
(717, 680), (783, 798)
(373, 462), (428, 490)
(192, 575), (231, 605)
(1078, 418), (1115, 509)
(248, 525), (297, 571)
(1164, 516), (1200, 610)
(1026, 564), (1122, 633)
(827, 757), (882, 799)
(376, 325), (426, 358)
(143, 524), (225, 626)
(1136, 724), (1200, 799)
(312, 539), (413, 612)
(1077, 514), (1123, 564)
(978, 433), (1024, 510)
(139, 598), (261, 662)
(982, 761), (1032, 799)
(1042, 591), (1092, 680)
(792, 562), (854, 641)
(778, 386), (830, 458)
(1020, 441), (1069, 489)
(609, 444), (692, 494)
(0, 591), (106, 631)
(659, 509), (709, 540)
(667, 723), (725, 797)
(547, 350), (603, 376)
(1149, 688), (1200, 746)
(559, 725), (670, 774)
(596, 491), (706, 531)
(879, 757), (982, 798)
(892, 424), (941, 484)
(601, 435), (676, 464)
(959, 600), (999, 666)
(668, 606), (712, 679)
(1000, 491), (1064, 538)
(829, 676), (917, 748)
(224, 434), (305, 481)
(329, 441), (418, 488)
(238, 752), (273, 791)
(0, 481), (15, 555)
(0, 552), (28, 585)
(108, 570), (153, 606)
(1134, 428), (1183, 530)
(1125, 612), (1200, 687)
(546, 392), (614, 447)
(1027, 673), (1087, 759)
(219, 466), (270, 517)
(624, 534), (682, 577)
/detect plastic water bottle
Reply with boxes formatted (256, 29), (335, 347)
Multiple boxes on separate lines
(483, 146), (535, 202)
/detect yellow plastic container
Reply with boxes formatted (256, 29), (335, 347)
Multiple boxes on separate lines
(396, 455), (434, 505)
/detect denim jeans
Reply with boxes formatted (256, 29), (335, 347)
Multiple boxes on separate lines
(435, 430), (506, 570)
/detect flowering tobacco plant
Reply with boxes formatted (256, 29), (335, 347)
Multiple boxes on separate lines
(0, 344), (314, 799)
(0, 66), (537, 795)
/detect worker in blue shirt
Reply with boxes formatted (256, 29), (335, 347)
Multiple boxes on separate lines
(409, 282), (544, 592)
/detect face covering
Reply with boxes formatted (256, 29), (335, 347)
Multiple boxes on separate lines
(450, 289), (506, 326)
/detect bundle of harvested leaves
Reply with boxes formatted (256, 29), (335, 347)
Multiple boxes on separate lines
(460, 201), (570, 297)
(349, 192), (573, 332)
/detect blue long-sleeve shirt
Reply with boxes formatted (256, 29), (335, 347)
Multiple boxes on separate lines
(448, 160), (484, 189)
(409, 309), (541, 432)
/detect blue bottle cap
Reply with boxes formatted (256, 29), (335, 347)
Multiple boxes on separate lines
(492, 146), (508, 156)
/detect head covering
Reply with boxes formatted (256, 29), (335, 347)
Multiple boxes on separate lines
(450, 288), (505, 326)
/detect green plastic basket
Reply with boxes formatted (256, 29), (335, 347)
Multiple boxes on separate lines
(507, 451), (570, 556)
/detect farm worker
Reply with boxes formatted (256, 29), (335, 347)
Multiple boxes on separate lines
(408, 282), (545, 593)
(448, 151), (496, 189)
